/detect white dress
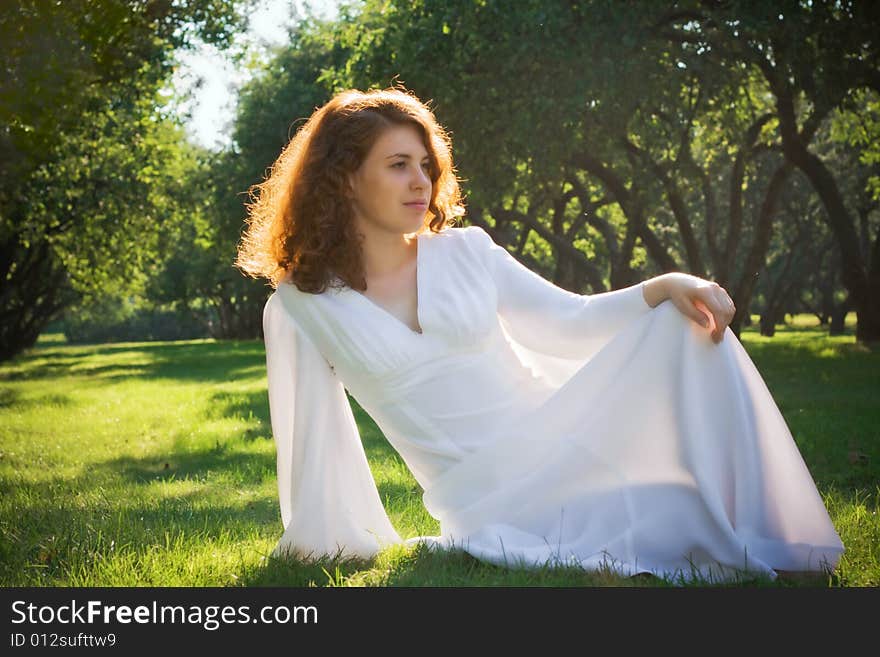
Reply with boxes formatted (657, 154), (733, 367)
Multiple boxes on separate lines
(261, 225), (845, 584)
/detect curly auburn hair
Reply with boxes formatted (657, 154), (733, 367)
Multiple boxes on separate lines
(235, 85), (467, 293)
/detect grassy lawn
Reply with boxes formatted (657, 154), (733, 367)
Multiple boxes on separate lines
(1, 313), (877, 587)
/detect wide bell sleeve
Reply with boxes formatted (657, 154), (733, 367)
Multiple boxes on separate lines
(462, 225), (655, 386)
(262, 291), (403, 561)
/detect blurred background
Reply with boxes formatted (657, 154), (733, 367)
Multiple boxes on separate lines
(3, 0), (878, 357)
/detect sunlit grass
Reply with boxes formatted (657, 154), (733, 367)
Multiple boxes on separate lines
(1, 312), (876, 587)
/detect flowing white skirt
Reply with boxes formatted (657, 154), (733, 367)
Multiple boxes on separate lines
(412, 301), (845, 584)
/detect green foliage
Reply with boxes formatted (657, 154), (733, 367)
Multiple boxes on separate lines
(0, 0), (252, 358)
(6, 0), (876, 351)
(829, 89), (880, 202)
(27, 97), (194, 299)
(58, 297), (211, 344)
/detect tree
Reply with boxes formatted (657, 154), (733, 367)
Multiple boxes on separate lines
(658, 0), (880, 341)
(0, 0), (251, 359)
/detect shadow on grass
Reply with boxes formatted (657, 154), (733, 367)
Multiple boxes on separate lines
(3, 424), (417, 584)
(242, 538), (821, 588)
(1, 339), (265, 384)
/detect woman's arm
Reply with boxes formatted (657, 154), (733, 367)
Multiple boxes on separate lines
(462, 225), (654, 359)
(263, 291), (402, 561)
(463, 225), (735, 350)
(641, 276), (669, 308)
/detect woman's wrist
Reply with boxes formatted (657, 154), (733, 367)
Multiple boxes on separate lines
(642, 275), (670, 308)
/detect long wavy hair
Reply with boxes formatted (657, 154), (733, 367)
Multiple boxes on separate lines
(235, 85), (466, 293)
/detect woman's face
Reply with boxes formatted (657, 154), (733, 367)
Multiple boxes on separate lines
(348, 123), (433, 236)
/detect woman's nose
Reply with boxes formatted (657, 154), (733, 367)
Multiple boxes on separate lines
(411, 165), (430, 188)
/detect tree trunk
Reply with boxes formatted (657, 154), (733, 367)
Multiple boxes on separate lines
(772, 79), (880, 342)
(829, 296), (852, 337)
(0, 235), (73, 361)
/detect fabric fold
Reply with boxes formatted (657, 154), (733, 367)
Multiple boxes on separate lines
(263, 292), (403, 561)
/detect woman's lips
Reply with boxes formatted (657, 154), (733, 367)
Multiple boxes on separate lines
(404, 201), (427, 209)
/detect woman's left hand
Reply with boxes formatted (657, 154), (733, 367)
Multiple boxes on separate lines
(659, 273), (736, 344)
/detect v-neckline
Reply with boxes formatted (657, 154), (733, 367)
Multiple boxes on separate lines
(346, 231), (425, 336)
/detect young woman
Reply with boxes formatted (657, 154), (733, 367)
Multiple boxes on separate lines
(235, 86), (844, 585)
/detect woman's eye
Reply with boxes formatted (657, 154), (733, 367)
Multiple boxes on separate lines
(392, 161), (432, 172)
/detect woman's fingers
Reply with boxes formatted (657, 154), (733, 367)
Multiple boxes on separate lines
(665, 274), (736, 344)
(692, 297), (716, 332)
(706, 284), (735, 343)
(690, 297), (713, 329)
(715, 285), (736, 342)
(690, 285), (735, 343)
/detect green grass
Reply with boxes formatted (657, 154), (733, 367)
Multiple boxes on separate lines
(1, 313), (877, 587)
